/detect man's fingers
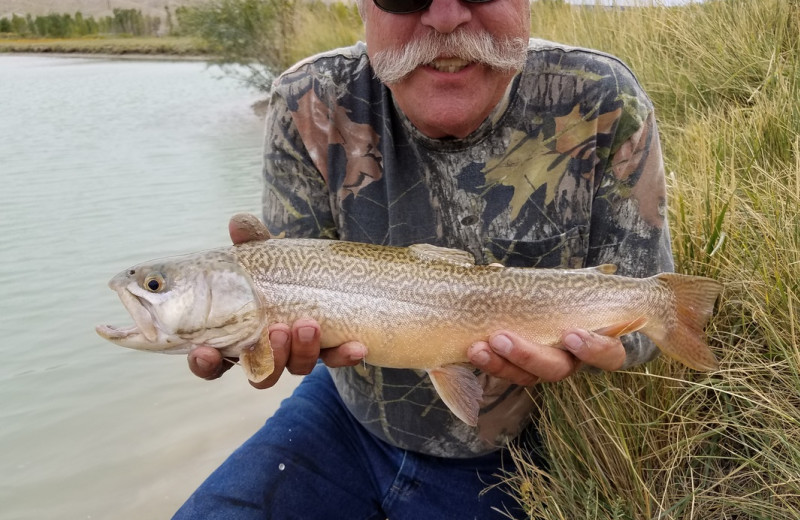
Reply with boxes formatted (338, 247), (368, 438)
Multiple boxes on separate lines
(320, 341), (367, 368)
(468, 341), (540, 386)
(188, 346), (233, 380)
(228, 213), (270, 245)
(286, 319), (321, 375)
(485, 332), (579, 383)
(562, 329), (626, 371)
(249, 324), (290, 389)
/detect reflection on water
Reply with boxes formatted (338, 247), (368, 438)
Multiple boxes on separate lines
(0, 55), (297, 519)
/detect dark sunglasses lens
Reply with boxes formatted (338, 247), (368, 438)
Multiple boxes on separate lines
(373, 0), (431, 14)
(373, 0), (494, 14)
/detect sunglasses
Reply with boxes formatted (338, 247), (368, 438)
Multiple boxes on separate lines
(373, 0), (495, 15)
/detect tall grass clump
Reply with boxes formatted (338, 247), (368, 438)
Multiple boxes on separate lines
(285, 2), (363, 66)
(505, 1), (800, 518)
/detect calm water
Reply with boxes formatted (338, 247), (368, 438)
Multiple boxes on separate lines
(0, 55), (297, 519)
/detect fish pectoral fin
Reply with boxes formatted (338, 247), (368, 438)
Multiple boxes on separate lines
(427, 365), (483, 427)
(240, 328), (275, 383)
(409, 244), (475, 267)
(594, 316), (648, 338)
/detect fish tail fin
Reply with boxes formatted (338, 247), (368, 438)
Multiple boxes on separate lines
(240, 328), (275, 383)
(646, 273), (723, 371)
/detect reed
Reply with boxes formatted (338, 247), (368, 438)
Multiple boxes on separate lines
(503, 1), (800, 518)
(285, 1), (363, 65)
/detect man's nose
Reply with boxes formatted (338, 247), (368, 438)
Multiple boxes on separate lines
(420, 0), (473, 34)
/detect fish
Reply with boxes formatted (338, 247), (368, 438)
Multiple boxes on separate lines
(96, 214), (723, 426)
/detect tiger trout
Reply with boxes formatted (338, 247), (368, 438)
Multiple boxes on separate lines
(96, 215), (723, 426)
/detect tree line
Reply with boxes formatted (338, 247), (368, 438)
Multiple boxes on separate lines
(0, 8), (178, 38)
(0, 0), (363, 92)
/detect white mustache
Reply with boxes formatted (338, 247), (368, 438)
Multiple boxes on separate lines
(370, 30), (528, 84)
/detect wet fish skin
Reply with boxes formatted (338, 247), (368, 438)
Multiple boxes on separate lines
(97, 227), (723, 426)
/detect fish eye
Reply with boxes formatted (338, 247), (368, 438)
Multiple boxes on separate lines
(143, 273), (166, 293)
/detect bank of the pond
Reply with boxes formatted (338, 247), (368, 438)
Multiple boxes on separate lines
(0, 36), (211, 57)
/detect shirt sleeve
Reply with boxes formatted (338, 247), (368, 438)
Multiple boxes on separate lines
(261, 88), (339, 240)
(589, 105), (675, 368)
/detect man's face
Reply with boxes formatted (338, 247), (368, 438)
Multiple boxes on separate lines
(363, 0), (530, 139)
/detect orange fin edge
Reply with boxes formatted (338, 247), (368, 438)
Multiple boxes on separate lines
(594, 316), (648, 338)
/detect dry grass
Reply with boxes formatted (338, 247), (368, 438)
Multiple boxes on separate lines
(503, 1), (800, 518)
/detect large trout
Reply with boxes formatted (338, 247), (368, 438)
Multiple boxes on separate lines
(96, 215), (723, 426)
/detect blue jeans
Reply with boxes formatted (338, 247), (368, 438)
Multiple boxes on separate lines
(174, 364), (529, 519)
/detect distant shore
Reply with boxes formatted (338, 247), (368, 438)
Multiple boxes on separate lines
(0, 36), (211, 58)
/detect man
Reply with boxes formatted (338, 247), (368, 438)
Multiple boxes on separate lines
(177, 0), (672, 517)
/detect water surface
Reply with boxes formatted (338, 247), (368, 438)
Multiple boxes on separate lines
(0, 55), (297, 519)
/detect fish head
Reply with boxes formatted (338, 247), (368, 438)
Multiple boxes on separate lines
(96, 250), (263, 354)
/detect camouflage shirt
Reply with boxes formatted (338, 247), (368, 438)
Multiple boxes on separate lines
(260, 39), (673, 458)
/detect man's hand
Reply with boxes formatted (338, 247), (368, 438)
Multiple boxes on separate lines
(187, 215), (367, 388)
(467, 329), (626, 386)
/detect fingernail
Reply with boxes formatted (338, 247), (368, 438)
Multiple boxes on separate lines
(564, 333), (585, 353)
(471, 349), (491, 367)
(298, 326), (316, 344)
(350, 345), (367, 361)
(195, 357), (211, 371)
(269, 330), (289, 347)
(490, 334), (513, 355)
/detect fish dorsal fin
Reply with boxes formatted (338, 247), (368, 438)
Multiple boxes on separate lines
(240, 328), (275, 383)
(550, 264), (617, 275)
(409, 244), (475, 267)
(229, 213), (273, 243)
(427, 365), (483, 427)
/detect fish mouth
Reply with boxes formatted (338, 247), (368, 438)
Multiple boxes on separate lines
(95, 323), (190, 353)
(96, 282), (187, 352)
(117, 285), (159, 342)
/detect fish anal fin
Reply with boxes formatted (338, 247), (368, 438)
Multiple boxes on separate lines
(594, 316), (648, 338)
(409, 244), (475, 267)
(240, 328), (275, 383)
(427, 365), (483, 427)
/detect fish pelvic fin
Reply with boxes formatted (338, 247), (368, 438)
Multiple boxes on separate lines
(240, 328), (275, 383)
(649, 273), (723, 371)
(427, 365), (483, 427)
